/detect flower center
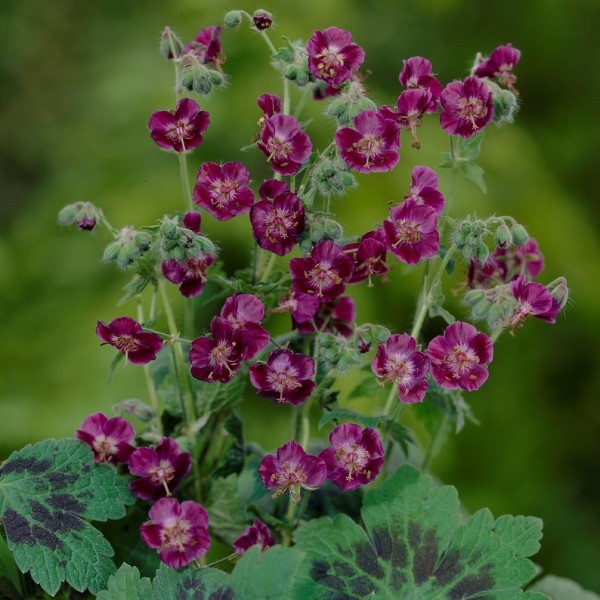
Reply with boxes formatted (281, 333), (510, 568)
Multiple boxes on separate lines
(209, 340), (236, 375)
(334, 443), (371, 481)
(184, 256), (210, 280)
(111, 334), (139, 354)
(264, 208), (296, 242)
(92, 435), (118, 463)
(266, 367), (302, 401)
(161, 519), (193, 552)
(496, 66), (517, 91)
(149, 460), (176, 496)
(167, 119), (195, 145)
(270, 460), (307, 501)
(457, 97), (488, 130)
(266, 137), (292, 162)
(353, 134), (384, 167)
(445, 344), (479, 376)
(316, 47), (345, 79)
(209, 179), (239, 208)
(306, 263), (342, 297)
(393, 220), (422, 245)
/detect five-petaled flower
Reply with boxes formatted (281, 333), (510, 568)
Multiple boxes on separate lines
(129, 438), (192, 500)
(290, 240), (354, 301)
(319, 423), (384, 491)
(474, 43), (521, 93)
(183, 26), (223, 68)
(149, 98), (210, 153)
(383, 199), (440, 265)
(234, 519), (276, 556)
(250, 349), (315, 406)
(380, 89), (432, 149)
(193, 162), (254, 221)
(372, 333), (431, 403)
(96, 316), (163, 365)
(509, 275), (561, 327)
(141, 498), (210, 569)
(440, 76), (493, 138)
(335, 109), (400, 173)
(306, 27), (365, 87)
(257, 114), (312, 176)
(426, 321), (493, 391)
(220, 294), (270, 360)
(258, 440), (327, 502)
(404, 166), (445, 215)
(345, 229), (388, 286)
(76, 412), (136, 465)
(399, 56), (443, 113)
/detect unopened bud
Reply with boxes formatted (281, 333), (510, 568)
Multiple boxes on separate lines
(464, 289), (486, 307)
(319, 333), (337, 348)
(160, 218), (178, 239)
(357, 337), (371, 353)
(494, 223), (512, 248)
(208, 69), (225, 87)
(181, 60), (212, 95)
(371, 325), (391, 342)
(475, 243), (490, 263)
(548, 277), (569, 310)
(58, 203), (78, 226)
(511, 224), (529, 246)
(322, 218), (343, 240)
(134, 231), (152, 250)
(253, 9), (273, 30)
(493, 89), (518, 125)
(224, 10), (243, 29)
(471, 298), (492, 320)
(160, 27), (183, 61)
(74, 202), (99, 230)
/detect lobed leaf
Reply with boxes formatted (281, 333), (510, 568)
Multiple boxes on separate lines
(0, 439), (134, 596)
(96, 563), (152, 600)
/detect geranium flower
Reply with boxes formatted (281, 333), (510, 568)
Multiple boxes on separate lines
(76, 412), (135, 465)
(474, 44), (521, 93)
(372, 333), (430, 403)
(405, 166), (445, 215)
(335, 109), (400, 174)
(290, 241), (354, 301)
(319, 423), (384, 491)
(509, 275), (561, 326)
(380, 89), (432, 149)
(149, 98), (210, 153)
(250, 180), (306, 256)
(193, 162), (254, 221)
(257, 114), (312, 176)
(129, 438), (191, 500)
(440, 76), (493, 138)
(345, 230), (388, 286)
(383, 199), (440, 265)
(141, 498), (210, 568)
(294, 296), (356, 337)
(257, 94), (282, 118)
(249, 349), (315, 406)
(258, 440), (327, 502)
(183, 26), (222, 67)
(399, 56), (443, 112)
(233, 520), (276, 556)
(96, 317), (163, 365)
(220, 294), (270, 360)
(306, 27), (365, 87)
(426, 321), (493, 391)
(162, 254), (215, 298)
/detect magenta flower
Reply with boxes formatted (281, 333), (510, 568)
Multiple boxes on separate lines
(257, 114), (312, 176)
(380, 89), (432, 149)
(250, 180), (306, 256)
(258, 440), (327, 502)
(220, 294), (270, 359)
(233, 520), (276, 556)
(306, 27), (365, 87)
(509, 275), (561, 326)
(440, 76), (493, 138)
(257, 93), (282, 118)
(162, 254), (215, 298)
(273, 291), (320, 325)
(335, 110), (400, 174)
(426, 321), (493, 392)
(474, 44), (521, 93)
(193, 162), (254, 221)
(345, 230), (388, 286)
(399, 56), (443, 112)
(183, 26), (222, 67)
(405, 166), (445, 215)
(189, 317), (245, 383)
(290, 241), (354, 301)
(76, 412), (136, 465)
(494, 239), (545, 281)
(319, 424), (384, 491)
(96, 317), (163, 365)
(294, 296), (356, 337)
(140, 498), (210, 569)
(129, 438), (192, 500)
(383, 199), (440, 265)
(149, 98), (210, 153)
(372, 334), (430, 404)
(250, 349), (315, 406)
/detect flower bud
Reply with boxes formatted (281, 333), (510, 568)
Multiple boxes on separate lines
(253, 10), (273, 30)
(371, 325), (391, 343)
(548, 277), (569, 310)
(134, 231), (152, 250)
(336, 348), (361, 370)
(58, 203), (78, 226)
(103, 227), (151, 269)
(464, 289), (486, 307)
(224, 10), (243, 29)
(494, 223), (512, 248)
(160, 27), (183, 61)
(493, 89), (518, 125)
(181, 59), (212, 95)
(319, 333), (337, 348)
(357, 337), (371, 353)
(160, 218), (178, 239)
(322, 218), (343, 241)
(208, 69), (226, 87)
(324, 345), (341, 362)
(312, 157), (356, 197)
(511, 224), (529, 246)
(74, 202), (99, 230)
(471, 298), (492, 320)
(476, 243), (490, 263)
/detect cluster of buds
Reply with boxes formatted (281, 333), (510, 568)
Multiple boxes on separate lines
(103, 227), (152, 269)
(158, 215), (216, 263)
(58, 201), (101, 231)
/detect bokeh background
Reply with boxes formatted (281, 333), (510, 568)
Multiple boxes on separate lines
(1, 0), (598, 592)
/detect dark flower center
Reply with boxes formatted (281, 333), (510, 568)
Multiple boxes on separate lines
(457, 97), (488, 130)
(334, 443), (371, 481)
(265, 208), (296, 242)
(393, 220), (422, 245)
(306, 263), (342, 297)
(266, 367), (302, 401)
(112, 334), (140, 354)
(184, 256), (210, 280)
(316, 47), (345, 79)
(167, 119), (195, 144)
(353, 134), (384, 167)
(271, 460), (307, 501)
(210, 340), (237, 374)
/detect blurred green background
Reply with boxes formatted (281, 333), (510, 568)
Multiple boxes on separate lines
(1, 0), (598, 592)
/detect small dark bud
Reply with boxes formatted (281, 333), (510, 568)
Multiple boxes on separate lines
(253, 10), (273, 30)
(160, 27), (183, 61)
(494, 223), (512, 248)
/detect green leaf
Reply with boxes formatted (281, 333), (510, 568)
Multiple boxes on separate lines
(530, 574), (600, 599)
(318, 408), (381, 431)
(231, 545), (304, 599)
(460, 161), (488, 193)
(292, 465), (543, 599)
(429, 304), (457, 325)
(348, 376), (388, 403)
(195, 376), (246, 419)
(0, 439), (135, 596)
(151, 563), (232, 599)
(96, 564), (152, 600)
(456, 131), (485, 161)
(205, 475), (249, 545)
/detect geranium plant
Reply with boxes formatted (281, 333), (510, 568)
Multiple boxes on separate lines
(1, 9), (593, 600)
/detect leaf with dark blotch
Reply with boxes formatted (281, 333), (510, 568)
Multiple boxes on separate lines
(151, 563), (232, 600)
(0, 439), (135, 596)
(292, 465), (543, 599)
